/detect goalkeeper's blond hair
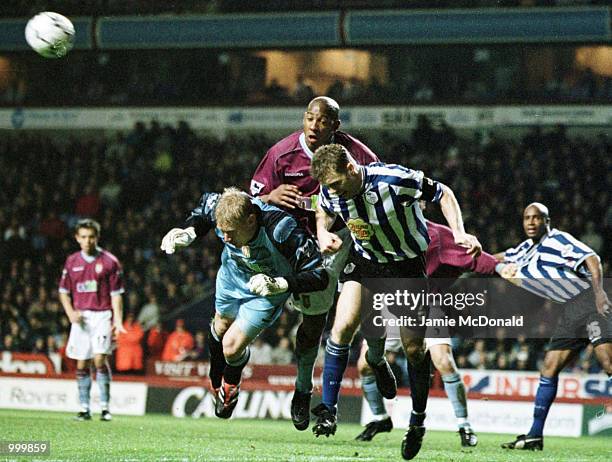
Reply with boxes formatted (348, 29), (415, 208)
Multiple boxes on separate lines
(215, 187), (256, 228)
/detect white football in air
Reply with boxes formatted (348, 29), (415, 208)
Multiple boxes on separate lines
(25, 12), (75, 58)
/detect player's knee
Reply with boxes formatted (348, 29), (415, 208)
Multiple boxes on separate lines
(222, 337), (241, 361)
(404, 343), (426, 364)
(432, 355), (454, 375)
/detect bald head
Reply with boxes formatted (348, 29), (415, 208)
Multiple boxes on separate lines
(523, 202), (550, 239)
(307, 96), (340, 121)
(303, 96), (341, 151)
(525, 202), (549, 220)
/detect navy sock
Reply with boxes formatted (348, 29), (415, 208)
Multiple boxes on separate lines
(407, 353), (431, 425)
(321, 338), (350, 413)
(528, 375), (558, 437)
(207, 321), (227, 389)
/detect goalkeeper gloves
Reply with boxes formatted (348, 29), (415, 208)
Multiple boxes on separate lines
(160, 227), (196, 254)
(248, 274), (289, 297)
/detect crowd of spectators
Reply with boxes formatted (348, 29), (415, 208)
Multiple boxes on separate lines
(2, 49), (610, 106)
(0, 119), (609, 375)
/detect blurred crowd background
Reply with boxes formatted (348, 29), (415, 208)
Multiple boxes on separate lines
(1, 118), (609, 375)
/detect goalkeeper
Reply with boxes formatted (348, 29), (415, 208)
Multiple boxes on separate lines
(160, 187), (328, 419)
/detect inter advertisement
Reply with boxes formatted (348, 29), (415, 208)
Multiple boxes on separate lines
(362, 396), (584, 437)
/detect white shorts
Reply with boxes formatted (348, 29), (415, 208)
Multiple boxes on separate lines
(286, 228), (352, 316)
(66, 310), (113, 360)
(381, 337), (451, 353)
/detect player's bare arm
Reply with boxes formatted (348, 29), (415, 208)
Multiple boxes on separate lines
(437, 184), (482, 257)
(315, 203), (341, 254)
(261, 184), (303, 209)
(59, 292), (82, 324)
(111, 294), (127, 335)
(584, 254), (610, 317)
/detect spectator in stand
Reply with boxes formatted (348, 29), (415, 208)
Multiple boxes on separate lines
(188, 330), (210, 361)
(75, 182), (101, 218)
(161, 319), (194, 362)
(115, 311), (145, 374)
(270, 337), (294, 365)
(146, 322), (167, 360)
(138, 293), (160, 331)
(250, 337), (273, 365)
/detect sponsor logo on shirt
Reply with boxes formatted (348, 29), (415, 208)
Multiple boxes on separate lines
(347, 218), (374, 241)
(95, 263), (103, 274)
(285, 172), (305, 177)
(72, 266), (84, 272)
(76, 280), (98, 293)
(250, 180), (265, 195)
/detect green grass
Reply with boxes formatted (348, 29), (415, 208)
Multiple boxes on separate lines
(0, 410), (608, 462)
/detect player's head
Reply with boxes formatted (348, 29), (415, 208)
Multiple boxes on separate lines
(522, 202), (550, 239)
(215, 187), (258, 247)
(303, 96), (341, 151)
(74, 218), (100, 255)
(311, 144), (361, 199)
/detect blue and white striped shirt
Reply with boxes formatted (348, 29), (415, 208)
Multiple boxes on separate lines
(320, 163), (443, 263)
(504, 228), (596, 303)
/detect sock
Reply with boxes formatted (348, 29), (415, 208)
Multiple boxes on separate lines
(224, 347), (250, 385)
(96, 365), (111, 411)
(528, 375), (558, 437)
(362, 374), (387, 417)
(208, 321), (227, 389)
(295, 344), (319, 393)
(442, 372), (469, 429)
(364, 337), (386, 366)
(76, 368), (91, 411)
(321, 338), (350, 413)
(407, 353), (431, 426)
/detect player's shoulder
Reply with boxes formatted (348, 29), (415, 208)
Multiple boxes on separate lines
(64, 251), (82, 265)
(335, 130), (378, 162)
(260, 207), (300, 243)
(100, 249), (122, 266)
(266, 131), (303, 160)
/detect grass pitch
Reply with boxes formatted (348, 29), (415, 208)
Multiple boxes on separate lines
(0, 410), (608, 462)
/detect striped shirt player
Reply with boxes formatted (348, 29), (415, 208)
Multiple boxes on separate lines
(309, 144), (481, 452)
(58, 218), (125, 422)
(318, 162), (443, 266)
(503, 229), (596, 303)
(499, 203), (610, 451)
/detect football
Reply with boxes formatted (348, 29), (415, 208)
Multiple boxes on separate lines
(25, 12), (75, 58)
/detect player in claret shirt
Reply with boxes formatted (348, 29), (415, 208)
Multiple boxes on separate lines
(250, 96), (380, 431)
(59, 219), (126, 422)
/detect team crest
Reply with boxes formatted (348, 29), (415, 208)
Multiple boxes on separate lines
(365, 191), (378, 204)
(344, 263), (356, 274)
(560, 244), (573, 258)
(347, 218), (374, 241)
(95, 263), (103, 274)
